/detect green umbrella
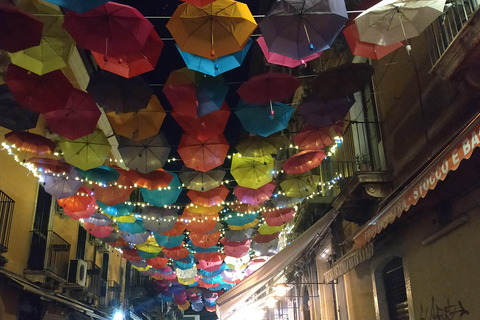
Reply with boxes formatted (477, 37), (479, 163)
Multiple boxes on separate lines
(280, 171), (320, 198)
(230, 154), (274, 189)
(59, 129), (111, 171)
(257, 224), (284, 235)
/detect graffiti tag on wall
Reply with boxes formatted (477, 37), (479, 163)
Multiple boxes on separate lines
(420, 297), (469, 320)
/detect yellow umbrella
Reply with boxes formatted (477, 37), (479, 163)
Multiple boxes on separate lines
(136, 236), (162, 254)
(184, 204), (224, 214)
(228, 219), (259, 230)
(231, 154), (274, 189)
(166, 0), (257, 59)
(178, 277), (197, 285)
(280, 171), (320, 198)
(112, 215), (137, 223)
(131, 264), (151, 272)
(107, 95), (166, 141)
(257, 224), (284, 235)
(236, 135), (286, 157)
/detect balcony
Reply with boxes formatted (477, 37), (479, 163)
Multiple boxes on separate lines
(0, 190), (14, 267)
(100, 280), (122, 311)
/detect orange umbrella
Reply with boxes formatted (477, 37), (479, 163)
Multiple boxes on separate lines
(4, 131), (55, 155)
(178, 133), (229, 173)
(184, 214), (218, 234)
(147, 256), (169, 269)
(187, 185), (229, 207)
(293, 125), (334, 151)
(262, 208), (295, 226)
(108, 238), (129, 247)
(252, 232), (279, 243)
(94, 175), (134, 206)
(189, 232), (221, 248)
(160, 221), (186, 237)
(162, 244), (190, 260)
(28, 157), (71, 174)
(57, 186), (96, 213)
(198, 279), (220, 289)
(131, 169), (173, 190)
(229, 201), (261, 213)
(282, 150), (326, 174)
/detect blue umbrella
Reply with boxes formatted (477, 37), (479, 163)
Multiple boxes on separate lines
(201, 275), (224, 284)
(137, 249), (159, 260)
(198, 264), (227, 278)
(154, 234), (185, 249)
(117, 219), (146, 234)
(235, 100), (295, 137)
(97, 201), (134, 217)
(223, 211), (259, 227)
(77, 165), (120, 184)
(196, 76), (229, 117)
(140, 172), (182, 207)
(174, 254), (195, 270)
(176, 39), (252, 77)
(0, 84), (39, 131)
(45, 0), (108, 13)
(189, 243), (220, 253)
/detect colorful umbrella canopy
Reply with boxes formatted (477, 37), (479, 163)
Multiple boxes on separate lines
(43, 169), (83, 200)
(236, 135), (285, 158)
(28, 157), (71, 174)
(257, 35), (322, 68)
(4, 131), (55, 155)
(179, 166), (225, 192)
(87, 72), (153, 113)
(181, 0), (217, 6)
(0, 4), (43, 53)
(223, 211), (259, 227)
(118, 133), (171, 174)
(176, 38), (252, 77)
(234, 182), (276, 206)
(45, 0), (109, 13)
(57, 186), (96, 215)
(84, 212), (112, 226)
(298, 96), (355, 128)
(59, 129), (112, 171)
(237, 73), (301, 105)
(154, 234), (185, 249)
(44, 88), (101, 141)
(178, 133), (229, 173)
(136, 237), (162, 254)
(140, 172), (182, 205)
(147, 256), (169, 269)
(189, 232), (221, 249)
(230, 154), (274, 189)
(235, 100), (295, 137)
(97, 201), (134, 217)
(252, 238), (279, 256)
(282, 150), (326, 174)
(257, 224), (284, 235)
(162, 244), (191, 260)
(122, 248), (143, 261)
(223, 239), (251, 258)
(166, 0), (257, 59)
(259, 0), (348, 60)
(64, 2), (154, 56)
(83, 221), (114, 238)
(262, 208), (295, 226)
(184, 214), (218, 234)
(107, 95), (166, 141)
(280, 171), (320, 198)
(294, 125), (334, 151)
(92, 29), (163, 78)
(252, 232), (279, 243)
(5, 64), (73, 113)
(187, 185), (229, 207)
(94, 176), (133, 206)
(76, 165), (120, 184)
(228, 219), (259, 230)
(117, 219), (146, 234)
(224, 229), (253, 242)
(141, 206), (178, 234)
(161, 221), (187, 237)
(132, 169), (174, 190)
(120, 230), (150, 244)
(0, 85), (39, 132)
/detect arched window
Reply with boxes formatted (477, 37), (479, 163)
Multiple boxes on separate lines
(381, 257), (409, 320)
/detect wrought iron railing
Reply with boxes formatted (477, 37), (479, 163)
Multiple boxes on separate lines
(86, 260), (102, 298)
(107, 280), (121, 308)
(46, 231), (71, 279)
(0, 190), (14, 251)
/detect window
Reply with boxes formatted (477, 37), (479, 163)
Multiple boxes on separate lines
(76, 225), (87, 260)
(382, 257), (409, 320)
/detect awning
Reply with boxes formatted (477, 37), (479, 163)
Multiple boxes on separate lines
(323, 242), (373, 283)
(354, 113), (480, 248)
(216, 209), (338, 320)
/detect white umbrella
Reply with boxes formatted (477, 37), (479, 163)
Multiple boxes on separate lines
(355, 0), (446, 47)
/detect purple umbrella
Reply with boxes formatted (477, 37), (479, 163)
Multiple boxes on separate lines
(43, 169), (83, 199)
(84, 212), (112, 226)
(298, 95), (355, 128)
(130, 260), (148, 268)
(252, 238), (279, 256)
(99, 231), (121, 243)
(142, 206), (178, 234)
(120, 230), (150, 244)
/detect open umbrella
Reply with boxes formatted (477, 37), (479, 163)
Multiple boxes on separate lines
(235, 100), (295, 138)
(122, 248), (142, 261)
(140, 172), (182, 205)
(64, 2), (154, 56)
(257, 35), (322, 68)
(4, 132), (55, 155)
(97, 201), (134, 217)
(0, 85), (39, 131)
(84, 212), (112, 226)
(223, 211), (259, 227)
(280, 171), (320, 198)
(224, 229), (253, 242)
(147, 256), (169, 269)
(120, 230), (150, 244)
(77, 165), (120, 184)
(162, 244), (191, 260)
(94, 176), (133, 206)
(45, 0), (108, 13)
(176, 38), (252, 77)
(179, 166), (225, 192)
(184, 214), (218, 234)
(294, 125), (334, 151)
(142, 206), (178, 234)
(91, 29), (163, 78)
(228, 219), (259, 230)
(236, 135), (285, 158)
(282, 150), (326, 174)
(262, 208), (295, 226)
(181, 0), (216, 6)
(161, 221), (187, 237)
(0, 4), (43, 53)
(237, 73), (301, 105)
(298, 95), (355, 128)
(234, 182), (276, 206)
(230, 154), (274, 189)
(166, 0), (257, 59)
(57, 186), (96, 215)
(252, 238), (279, 256)
(252, 232), (279, 243)
(132, 169), (174, 190)
(178, 133), (229, 173)
(154, 234), (185, 249)
(259, 0), (347, 60)
(43, 169), (83, 199)
(100, 231), (121, 244)
(44, 88), (101, 141)
(229, 202), (261, 213)
(107, 95), (166, 141)
(118, 133), (171, 174)
(136, 236), (162, 255)
(117, 219), (146, 234)
(83, 221), (113, 238)
(59, 129), (112, 171)
(87, 72), (153, 113)
(257, 224), (284, 235)
(223, 239), (251, 258)
(190, 232), (221, 249)
(187, 185), (229, 207)
(28, 157), (71, 174)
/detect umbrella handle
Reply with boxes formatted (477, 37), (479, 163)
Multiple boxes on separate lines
(397, 11), (411, 55)
(303, 24), (314, 50)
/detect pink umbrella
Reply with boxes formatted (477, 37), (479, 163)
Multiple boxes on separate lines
(233, 181), (275, 206)
(223, 239), (251, 258)
(262, 208), (295, 226)
(257, 36), (322, 68)
(294, 125), (334, 151)
(282, 150), (326, 174)
(83, 221), (114, 238)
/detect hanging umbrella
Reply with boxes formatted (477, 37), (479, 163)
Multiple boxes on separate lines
(115, 215), (137, 223)
(256, 35), (322, 68)
(94, 176), (133, 206)
(236, 135), (285, 158)
(262, 208), (295, 226)
(176, 38), (252, 77)
(136, 236), (162, 255)
(120, 230), (150, 244)
(147, 256), (169, 269)
(139, 172), (181, 205)
(280, 171), (320, 198)
(178, 133), (229, 173)
(5, 64), (73, 113)
(176, 266), (198, 280)
(172, 103), (231, 141)
(87, 72), (153, 113)
(141, 206), (178, 234)
(161, 221), (187, 237)
(166, 0), (257, 59)
(223, 212), (259, 227)
(184, 204), (224, 214)
(229, 201), (261, 213)
(44, 88), (101, 141)
(230, 154), (274, 189)
(224, 229), (253, 242)
(91, 29), (163, 78)
(0, 4), (43, 53)
(179, 166), (225, 192)
(298, 96), (355, 128)
(57, 186), (95, 212)
(117, 219), (146, 234)
(45, 0), (108, 14)
(83, 221), (114, 238)
(107, 95), (166, 141)
(154, 234), (185, 249)
(187, 185), (229, 207)
(259, 0), (348, 60)
(175, 255), (196, 270)
(136, 249), (158, 260)
(118, 133), (171, 174)
(270, 194), (303, 209)
(100, 231), (121, 243)
(282, 150), (326, 174)
(355, 0), (446, 47)
(84, 211), (112, 226)
(224, 254), (249, 270)
(223, 239), (251, 258)
(181, 0), (216, 6)
(252, 238), (279, 256)
(122, 248), (143, 261)
(309, 64), (374, 99)
(228, 219), (259, 230)
(28, 157), (71, 174)
(64, 2), (154, 56)
(133, 169), (174, 190)
(252, 232), (279, 243)
(235, 100), (295, 138)
(189, 232), (221, 249)
(43, 169), (83, 199)
(237, 73), (301, 105)
(184, 214), (218, 234)
(190, 242), (220, 252)
(257, 224), (284, 235)
(294, 125), (334, 151)
(4, 132), (55, 155)
(97, 201), (134, 217)
(76, 165), (120, 184)
(0, 85), (39, 131)
(234, 182), (276, 206)
(162, 244), (191, 260)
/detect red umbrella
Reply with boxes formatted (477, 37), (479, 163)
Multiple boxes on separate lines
(294, 125), (334, 151)
(171, 103), (230, 141)
(147, 256), (169, 269)
(189, 232), (221, 248)
(229, 201), (261, 213)
(233, 182), (275, 206)
(185, 214), (218, 234)
(91, 29), (164, 78)
(187, 185), (229, 207)
(252, 232), (279, 243)
(44, 88), (101, 140)
(194, 252), (225, 263)
(94, 175), (134, 206)
(162, 244), (190, 260)
(122, 248), (143, 261)
(161, 221), (186, 237)
(237, 73), (301, 105)
(57, 186), (96, 213)
(223, 239), (250, 258)
(63, 2), (154, 56)
(131, 169), (173, 190)
(262, 208), (295, 226)
(108, 238), (129, 247)
(5, 64), (73, 113)
(4, 132), (55, 155)
(282, 150), (326, 174)
(0, 4), (43, 53)
(198, 279), (220, 289)
(28, 157), (71, 174)
(64, 207), (96, 220)
(178, 133), (229, 173)
(83, 221), (113, 238)
(181, 0), (216, 6)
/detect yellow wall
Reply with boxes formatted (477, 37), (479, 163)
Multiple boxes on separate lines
(344, 262), (375, 320)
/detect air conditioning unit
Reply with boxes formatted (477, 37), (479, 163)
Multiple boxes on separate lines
(96, 242), (111, 254)
(67, 259), (88, 287)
